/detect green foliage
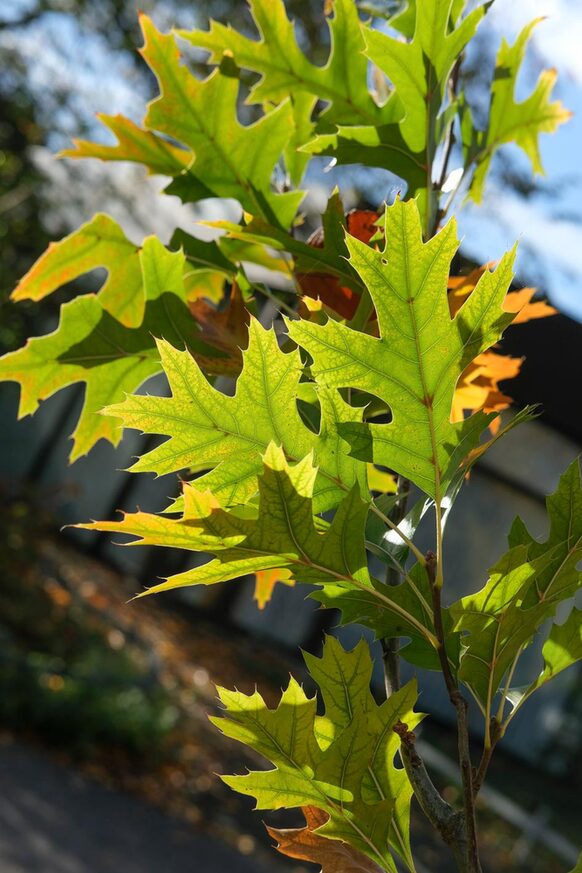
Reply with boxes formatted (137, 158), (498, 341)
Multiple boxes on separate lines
(212, 636), (421, 871)
(0, 2), (579, 871)
(0, 239), (231, 459)
(97, 320), (367, 512)
(288, 198), (516, 502)
(451, 460), (582, 717)
(464, 19), (571, 203)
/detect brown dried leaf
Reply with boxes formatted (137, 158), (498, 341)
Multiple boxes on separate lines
(266, 807), (384, 872)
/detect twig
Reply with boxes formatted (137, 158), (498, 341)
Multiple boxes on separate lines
(427, 551), (482, 873)
(394, 721), (468, 871)
(473, 718), (502, 797)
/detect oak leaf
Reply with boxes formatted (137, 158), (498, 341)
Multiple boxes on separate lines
(266, 806), (384, 872)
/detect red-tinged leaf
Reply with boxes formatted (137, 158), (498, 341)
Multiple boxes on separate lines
(297, 209), (380, 320)
(254, 568), (294, 610)
(61, 113), (192, 177)
(189, 283), (250, 372)
(266, 806), (384, 873)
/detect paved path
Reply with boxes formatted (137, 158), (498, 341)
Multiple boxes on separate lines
(0, 742), (260, 873)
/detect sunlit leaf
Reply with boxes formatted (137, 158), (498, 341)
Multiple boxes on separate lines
(287, 197), (517, 501)
(467, 19), (571, 202)
(212, 636), (420, 870)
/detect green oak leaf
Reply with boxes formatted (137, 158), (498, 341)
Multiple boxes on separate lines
(466, 19), (571, 203)
(78, 442), (371, 592)
(212, 635), (420, 871)
(100, 317), (368, 513)
(308, 0), (486, 228)
(287, 197), (517, 503)
(451, 459), (582, 709)
(314, 562), (455, 671)
(0, 239), (228, 461)
(505, 608), (582, 715)
(508, 459), (582, 611)
(140, 16), (302, 228)
(363, 1), (485, 152)
(304, 636), (421, 870)
(179, 0), (395, 127)
(79, 445), (438, 652)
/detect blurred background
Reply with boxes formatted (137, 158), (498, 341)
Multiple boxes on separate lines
(0, 1), (581, 871)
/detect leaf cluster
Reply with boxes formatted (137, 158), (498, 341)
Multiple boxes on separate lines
(0, 3), (579, 871)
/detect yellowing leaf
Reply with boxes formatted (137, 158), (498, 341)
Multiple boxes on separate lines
(254, 568), (294, 610)
(0, 239), (231, 460)
(61, 113), (192, 176)
(11, 213), (143, 328)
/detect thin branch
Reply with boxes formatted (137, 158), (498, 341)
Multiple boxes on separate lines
(473, 718), (502, 797)
(394, 721), (468, 871)
(427, 552), (482, 873)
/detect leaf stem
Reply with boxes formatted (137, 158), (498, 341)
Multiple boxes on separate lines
(380, 475), (410, 698)
(371, 503), (427, 567)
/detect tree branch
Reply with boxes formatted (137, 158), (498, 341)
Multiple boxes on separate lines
(394, 721), (468, 870)
(427, 551), (482, 873)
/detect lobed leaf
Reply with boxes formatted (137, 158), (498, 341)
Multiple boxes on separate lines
(451, 459), (582, 710)
(99, 318), (367, 513)
(466, 19), (571, 203)
(287, 197), (518, 502)
(0, 240), (232, 460)
(213, 636), (421, 870)
(179, 0), (395, 128)
(140, 16), (302, 227)
(61, 113), (192, 177)
(11, 213), (143, 328)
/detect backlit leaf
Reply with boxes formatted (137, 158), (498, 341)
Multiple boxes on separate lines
(98, 318), (367, 513)
(287, 197), (517, 501)
(467, 19), (572, 202)
(0, 239), (230, 460)
(254, 567), (294, 610)
(11, 213), (143, 328)
(179, 0), (394, 127)
(212, 636), (420, 870)
(140, 16), (302, 227)
(61, 113), (192, 176)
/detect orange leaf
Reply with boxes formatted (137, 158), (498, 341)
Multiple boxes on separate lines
(189, 282), (250, 374)
(254, 567), (294, 610)
(266, 807), (383, 872)
(449, 265), (556, 427)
